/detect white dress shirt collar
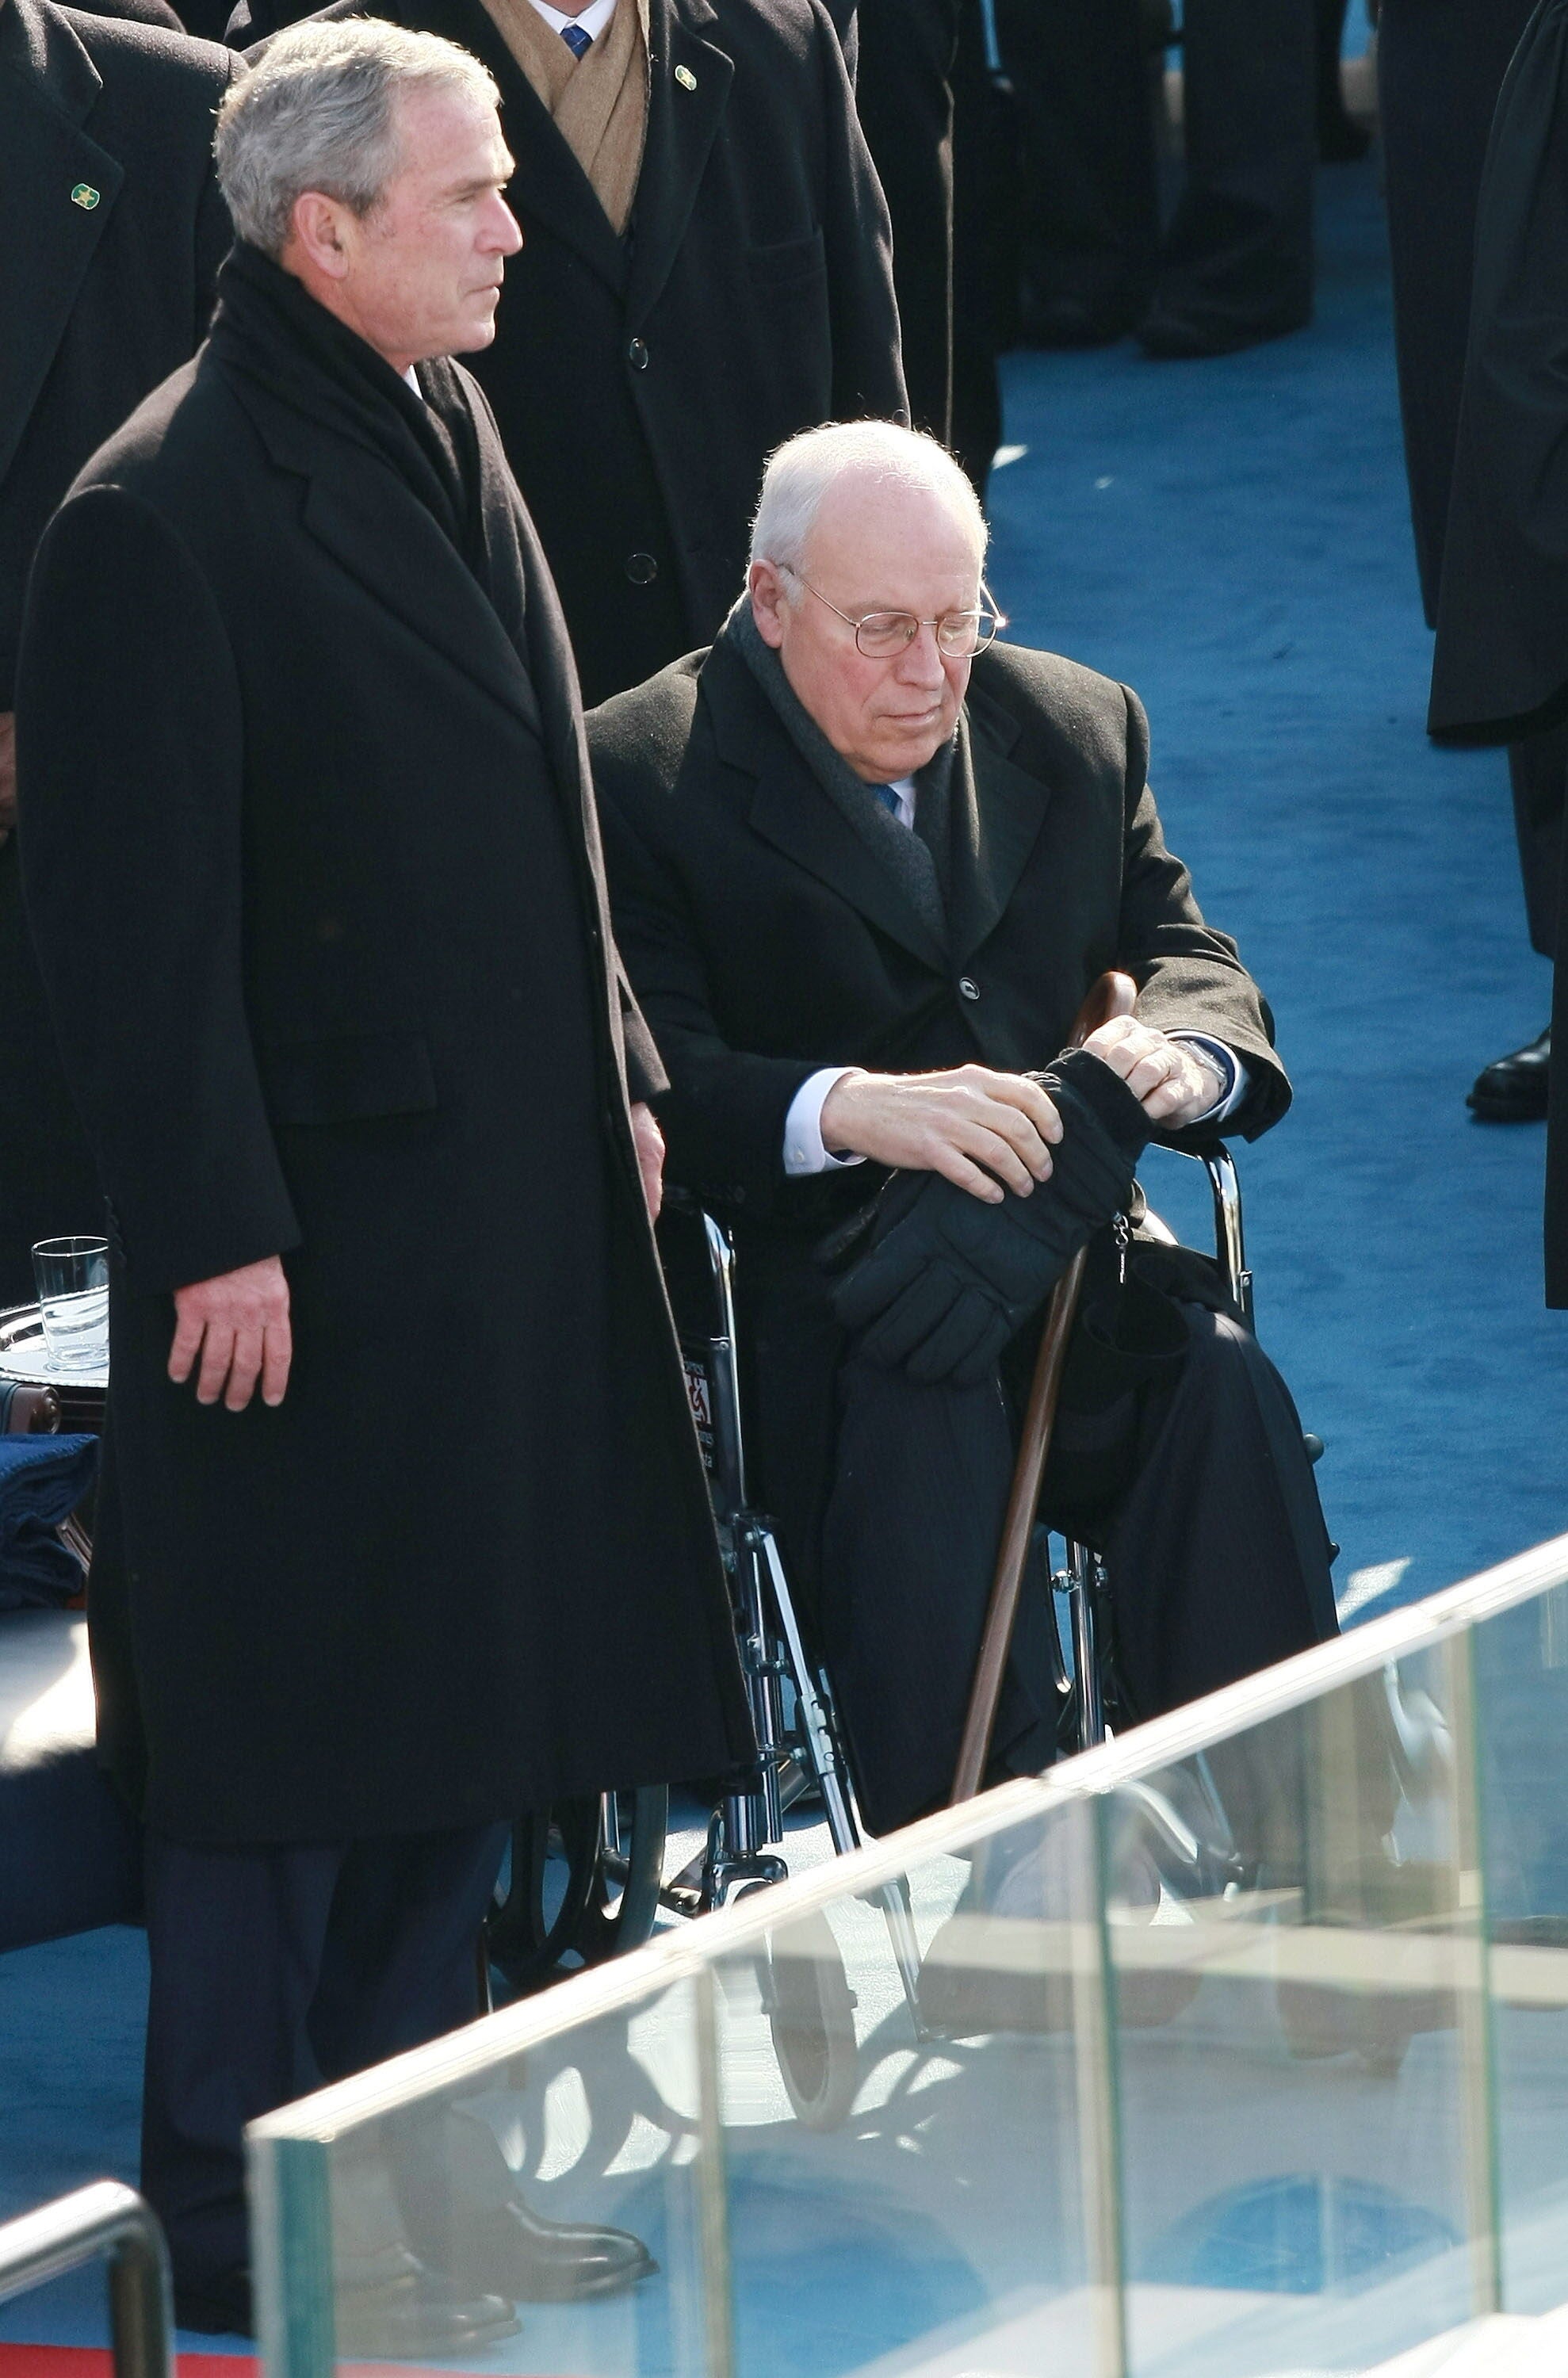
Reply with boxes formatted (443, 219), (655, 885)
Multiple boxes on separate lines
(526, 0), (617, 39)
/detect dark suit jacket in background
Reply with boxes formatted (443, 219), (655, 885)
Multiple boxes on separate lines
(591, 636), (1289, 1569)
(0, 0), (234, 1307)
(17, 300), (752, 1844)
(235, 0), (908, 705)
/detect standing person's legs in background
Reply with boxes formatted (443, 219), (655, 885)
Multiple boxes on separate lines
(950, 0), (1012, 493)
(1469, 725), (1565, 1120)
(855, 0), (962, 445)
(1142, 0), (1317, 357)
(999, 0), (1158, 349)
(1379, 0), (1547, 1110)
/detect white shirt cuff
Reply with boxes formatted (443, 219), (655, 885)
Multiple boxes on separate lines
(783, 1068), (866, 1175)
(1168, 1033), (1249, 1125)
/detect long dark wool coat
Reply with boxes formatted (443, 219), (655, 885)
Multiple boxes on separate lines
(232, 0), (908, 705)
(16, 258), (753, 1845)
(0, 0), (235, 1304)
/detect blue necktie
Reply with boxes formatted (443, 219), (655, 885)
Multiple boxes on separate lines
(560, 21), (593, 55)
(873, 783), (901, 819)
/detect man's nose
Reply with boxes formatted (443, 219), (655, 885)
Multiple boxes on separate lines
(486, 197), (525, 256)
(895, 622), (946, 682)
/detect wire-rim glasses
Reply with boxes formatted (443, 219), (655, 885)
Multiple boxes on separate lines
(780, 566), (1007, 659)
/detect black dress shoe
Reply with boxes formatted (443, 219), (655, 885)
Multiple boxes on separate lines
(1017, 289), (1144, 350)
(405, 2108), (656, 2303)
(336, 2244), (522, 2358)
(1468, 1027), (1551, 1120)
(1138, 304), (1311, 360)
(465, 2193), (656, 2303)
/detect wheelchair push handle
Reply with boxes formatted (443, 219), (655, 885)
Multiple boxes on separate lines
(950, 971), (1137, 1806)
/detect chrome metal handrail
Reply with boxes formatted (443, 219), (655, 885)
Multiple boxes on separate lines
(0, 2183), (173, 2378)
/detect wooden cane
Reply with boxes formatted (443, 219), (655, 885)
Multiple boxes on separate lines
(949, 969), (1138, 1805)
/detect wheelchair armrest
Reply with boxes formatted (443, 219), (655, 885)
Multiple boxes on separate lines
(1164, 1140), (1252, 1322)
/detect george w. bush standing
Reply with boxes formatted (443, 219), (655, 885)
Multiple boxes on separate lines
(16, 21), (751, 2340)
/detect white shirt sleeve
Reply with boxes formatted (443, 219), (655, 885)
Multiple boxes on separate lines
(1167, 1033), (1250, 1125)
(782, 1068), (867, 1175)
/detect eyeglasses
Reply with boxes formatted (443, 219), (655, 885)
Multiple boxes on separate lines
(780, 568), (1007, 659)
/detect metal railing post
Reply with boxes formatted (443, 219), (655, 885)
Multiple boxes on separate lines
(0, 2182), (173, 2378)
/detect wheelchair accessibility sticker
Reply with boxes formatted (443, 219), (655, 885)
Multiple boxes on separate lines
(683, 1355), (715, 1471)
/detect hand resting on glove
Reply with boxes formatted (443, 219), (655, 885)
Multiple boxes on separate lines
(829, 1046), (1152, 1389)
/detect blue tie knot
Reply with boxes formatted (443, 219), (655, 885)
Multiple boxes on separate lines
(560, 21), (593, 55)
(873, 783), (901, 817)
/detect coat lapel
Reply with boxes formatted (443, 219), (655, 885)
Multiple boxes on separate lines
(494, 48), (629, 295)
(625, 0), (732, 327)
(703, 648), (948, 968)
(0, 0), (123, 489)
(949, 686), (1053, 962)
(226, 369), (541, 734)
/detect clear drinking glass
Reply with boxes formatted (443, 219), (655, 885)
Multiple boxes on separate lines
(31, 1236), (109, 1371)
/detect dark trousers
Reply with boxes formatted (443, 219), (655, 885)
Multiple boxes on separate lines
(1509, 721), (1567, 962)
(141, 1821), (507, 2319)
(1379, 0), (1539, 622)
(1000, 0), (1315, 341)
(855, 0), (961, 446)
(817, 1302), (1337, 1835)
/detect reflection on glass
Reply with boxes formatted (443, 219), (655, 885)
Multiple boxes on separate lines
(248, 1537), (1568, 2378)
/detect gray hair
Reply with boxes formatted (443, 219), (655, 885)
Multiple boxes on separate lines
(749, 420), (989, 596)
(214, 18), (499, 259)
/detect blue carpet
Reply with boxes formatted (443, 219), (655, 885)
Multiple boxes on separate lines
(2, 156), (1566, 2352)
(987, 156), (1568, 1623)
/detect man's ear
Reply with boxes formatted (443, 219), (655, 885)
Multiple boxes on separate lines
(288, 190), (355, 282)
(748, 560), (789, 650)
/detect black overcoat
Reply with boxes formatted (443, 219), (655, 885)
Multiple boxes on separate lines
(0, 0), (234, 1305)
(233, 0), (908, 705)
(16, 294), (754, 1845)
(1424, 0), (1568, 1304)
(590, 637), (1291, 1562)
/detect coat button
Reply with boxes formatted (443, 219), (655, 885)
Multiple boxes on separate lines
(627, 336), (649, 369)
(958, 976), (981, 1001)
(625, 551), (659, 584)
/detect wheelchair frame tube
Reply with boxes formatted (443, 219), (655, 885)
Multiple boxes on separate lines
(1201, 1146), (1252, 1322)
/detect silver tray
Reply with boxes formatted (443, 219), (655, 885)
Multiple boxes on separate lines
(0, 1302), (109, 1390)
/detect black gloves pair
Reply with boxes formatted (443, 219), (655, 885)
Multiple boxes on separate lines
(829, 1046), (1151, 1389)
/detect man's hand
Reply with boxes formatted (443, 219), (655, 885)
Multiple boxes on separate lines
(0, 713), (16, 847)
(1081, 1016), (1223, 1126)
(169, 1255), (292, 1411)
(819, 1065), (1062, 1204)
(630, 1099), (665, 1221)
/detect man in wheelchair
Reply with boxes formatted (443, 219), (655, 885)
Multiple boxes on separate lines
(591, 420), (1338, 1839)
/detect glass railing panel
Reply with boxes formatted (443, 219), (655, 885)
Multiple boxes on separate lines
(1472, 1572), (1568, 2317)
(247, 1537), (1568, 2378)
(250, 1967), (717, 2378)
(1107, 1646), (1490, 2378)
(705, 1795), (1107, 2378)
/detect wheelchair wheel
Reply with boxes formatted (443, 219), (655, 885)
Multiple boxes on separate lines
(487, 1787), (669, 1995)
(759, 1905), (860, 2132)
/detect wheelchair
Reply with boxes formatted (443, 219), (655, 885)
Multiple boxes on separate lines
(486, 1142), (1272, 2116)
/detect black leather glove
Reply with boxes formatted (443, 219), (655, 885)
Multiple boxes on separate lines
(830, 1046), (1151, 1388)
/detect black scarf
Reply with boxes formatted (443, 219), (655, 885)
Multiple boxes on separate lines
(719, 597), (956, 940)
(208, 243), (495, 599)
